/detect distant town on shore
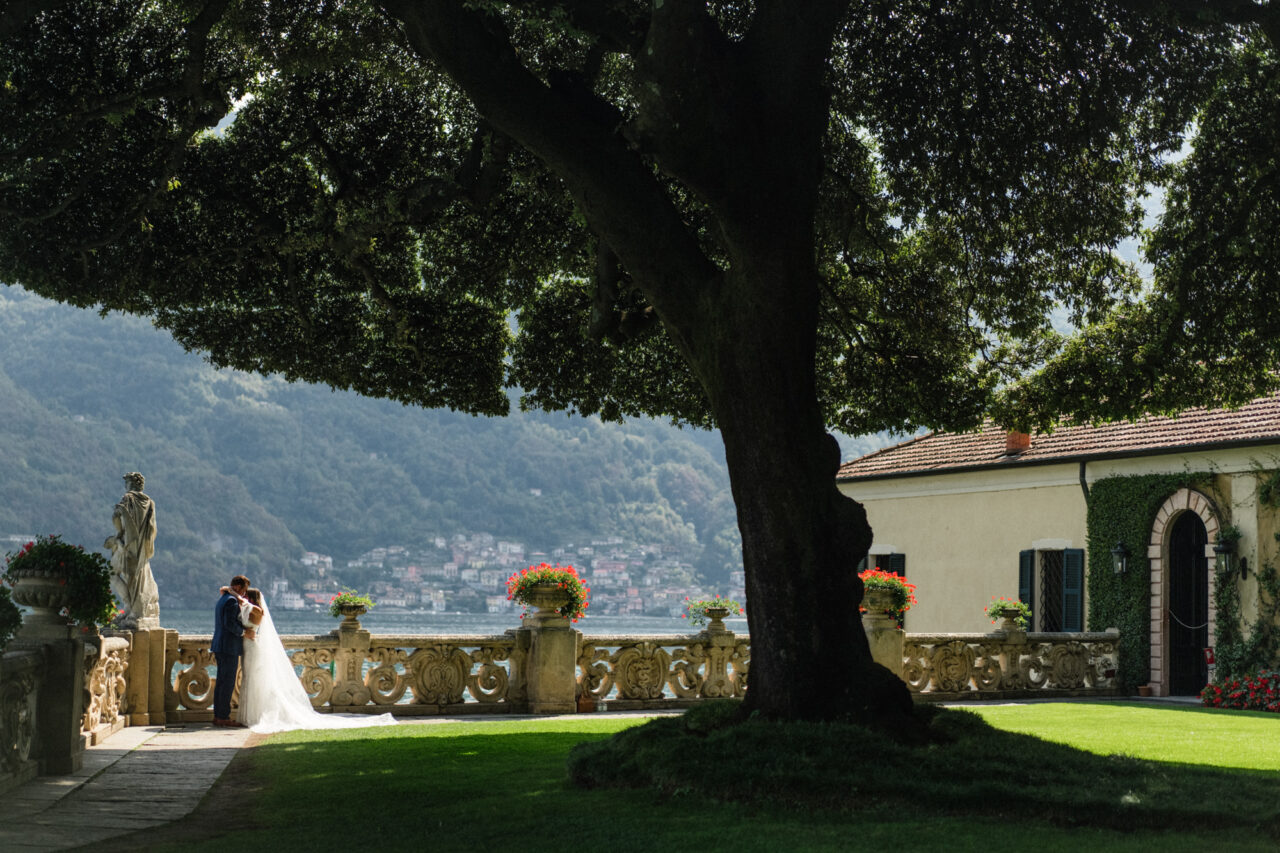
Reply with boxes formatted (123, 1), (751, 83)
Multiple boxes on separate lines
(274, 532), (747, 617)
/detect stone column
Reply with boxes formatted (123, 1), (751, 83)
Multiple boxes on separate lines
(120, 628), (170, 725)
(523, 608), (579, 714)
(862, 591), (905, 679)
(13, 625), (86, 775)
(331, 616), (372, 707)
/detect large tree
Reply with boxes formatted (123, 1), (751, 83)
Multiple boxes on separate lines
(1, 1), (1272, 723)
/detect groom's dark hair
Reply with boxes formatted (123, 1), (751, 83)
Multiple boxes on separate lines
(230, 574), (250, 588)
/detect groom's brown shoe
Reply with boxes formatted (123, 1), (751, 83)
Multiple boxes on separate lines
(212, 718), (229, 727)
(224, 720), (247, 728)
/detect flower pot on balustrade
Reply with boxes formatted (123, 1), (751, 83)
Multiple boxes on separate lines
(861, 589), (898, 630)
(998, 607), (1026, 633)
(702, 606), (731, 636)
(997, 607), (1028, 646)
(7, 566), (75, 638)
(520, 582), (572, 628)
(334, 604), (367, 632)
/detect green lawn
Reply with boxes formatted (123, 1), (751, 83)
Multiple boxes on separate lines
(969, 701), (1280, 771)
(138, 703), (1279, 853)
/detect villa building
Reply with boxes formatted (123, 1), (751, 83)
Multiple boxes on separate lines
(838, 395), (1280, 697)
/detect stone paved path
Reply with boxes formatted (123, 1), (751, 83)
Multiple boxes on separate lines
(0, 724), (253, 852)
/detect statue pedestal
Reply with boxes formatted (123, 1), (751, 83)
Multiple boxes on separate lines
(114, 628), (169, 725)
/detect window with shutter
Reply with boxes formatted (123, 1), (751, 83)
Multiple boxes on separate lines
(1018, 549), (1035, 620)
(1063, 548), (1084, 632)
(1018, 548), (1085, 632)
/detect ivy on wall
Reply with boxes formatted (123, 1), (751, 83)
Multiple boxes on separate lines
(1213, 557), (1280, 681)
(1085, 472), (1213, 691)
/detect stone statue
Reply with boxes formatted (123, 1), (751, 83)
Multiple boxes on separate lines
(104, 472), (160, 629)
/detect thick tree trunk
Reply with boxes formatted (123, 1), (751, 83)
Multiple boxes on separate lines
(693, 261), (914, 725)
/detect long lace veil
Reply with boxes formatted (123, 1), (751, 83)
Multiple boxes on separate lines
(243, 595), (397, 732)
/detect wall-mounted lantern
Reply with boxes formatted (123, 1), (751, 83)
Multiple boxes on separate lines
(1110, 540), (1129, 575)
(1214, 537), (1235, 576)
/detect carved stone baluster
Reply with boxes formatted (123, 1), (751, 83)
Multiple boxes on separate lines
(468, 644), (512, 704)
(728, 641), (749, 697)
(669, 643), (706, 698)
(408, 643), (470, 705)
(174, 644), (216, 711)
(576, 642), (613, 703)
(931, 640), (977, 693)
(292, 646), (336, 707)
(902, 641), (931, 694)
(611, 641), (671, 700)
(366, 646), (408, 705)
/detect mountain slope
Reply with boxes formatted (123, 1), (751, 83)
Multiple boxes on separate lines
(0, 287), (745, 605)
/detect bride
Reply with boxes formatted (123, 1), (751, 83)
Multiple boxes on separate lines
(231, 588), (398, 733)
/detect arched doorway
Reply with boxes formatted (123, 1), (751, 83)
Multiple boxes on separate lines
(1168, 511), (1209, 695)
(1147, 488), (1219, 696)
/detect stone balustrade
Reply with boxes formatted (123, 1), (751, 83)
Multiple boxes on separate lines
(900, 629), (1121, 700)
(160, 615), (1121, 717)
(82, 636), (130, 744)
(0, 609), (1122, 791)
(163, 620), (752, 718)
(0, 648), (43, 794)
(577, 629), (749, 710)
(167, 632), (526, 719)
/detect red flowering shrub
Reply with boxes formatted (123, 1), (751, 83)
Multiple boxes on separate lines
(1201, 670), (1280, 713)
(506, 563), (590, 621)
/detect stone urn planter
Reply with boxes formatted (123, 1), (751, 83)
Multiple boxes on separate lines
(7, 566), (73, 629)
(702, 605), (731, 635)
(998, 606), (1027, 633)
(861, 588), (898, 629)
(335, 604), (367, 631)
(521, 582), (572, 626)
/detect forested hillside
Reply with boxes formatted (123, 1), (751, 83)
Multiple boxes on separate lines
(0, 288), (895, 607)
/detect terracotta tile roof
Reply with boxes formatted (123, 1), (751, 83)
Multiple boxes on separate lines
(837, 394), (1280, 481)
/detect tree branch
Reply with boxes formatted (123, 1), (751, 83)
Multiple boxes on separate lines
(378, 0), (718, 331)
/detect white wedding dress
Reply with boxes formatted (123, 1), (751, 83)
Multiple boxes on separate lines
(236, 596), (398, 733)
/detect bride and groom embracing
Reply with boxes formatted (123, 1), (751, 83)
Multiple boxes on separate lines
(211, 575), (397, 733)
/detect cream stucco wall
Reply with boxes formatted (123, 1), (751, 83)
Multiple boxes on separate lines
(842, 463), (1087, 632)
(840, 445), (1280, 634)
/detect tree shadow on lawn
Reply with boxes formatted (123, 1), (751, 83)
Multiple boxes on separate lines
(568, 703), (1280, 841)
(87, 710), (1280, 852)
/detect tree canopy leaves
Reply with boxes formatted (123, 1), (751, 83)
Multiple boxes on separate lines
(3, 1), (1265, 437)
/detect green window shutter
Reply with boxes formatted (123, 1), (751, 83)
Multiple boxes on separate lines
(887, 553), (906, 576)
(1018, 550), (1035, 625)
(1063, 548), (1084, 631)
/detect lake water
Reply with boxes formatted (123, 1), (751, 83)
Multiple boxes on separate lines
(163, 608), (748, 637)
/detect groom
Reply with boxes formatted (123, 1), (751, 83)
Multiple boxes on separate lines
(211, 574), (255, 728)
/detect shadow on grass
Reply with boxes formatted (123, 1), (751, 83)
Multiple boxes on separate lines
(568, 703), (1280, 840)
(112, 709), (1280, 853)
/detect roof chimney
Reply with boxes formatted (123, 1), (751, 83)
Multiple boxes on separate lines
(1005, 430), (1031, 455)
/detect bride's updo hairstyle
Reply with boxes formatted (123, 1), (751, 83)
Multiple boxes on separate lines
(246, 588), (262, 606)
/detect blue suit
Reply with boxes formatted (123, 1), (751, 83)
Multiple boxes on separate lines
(211, 592), (244, 720)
